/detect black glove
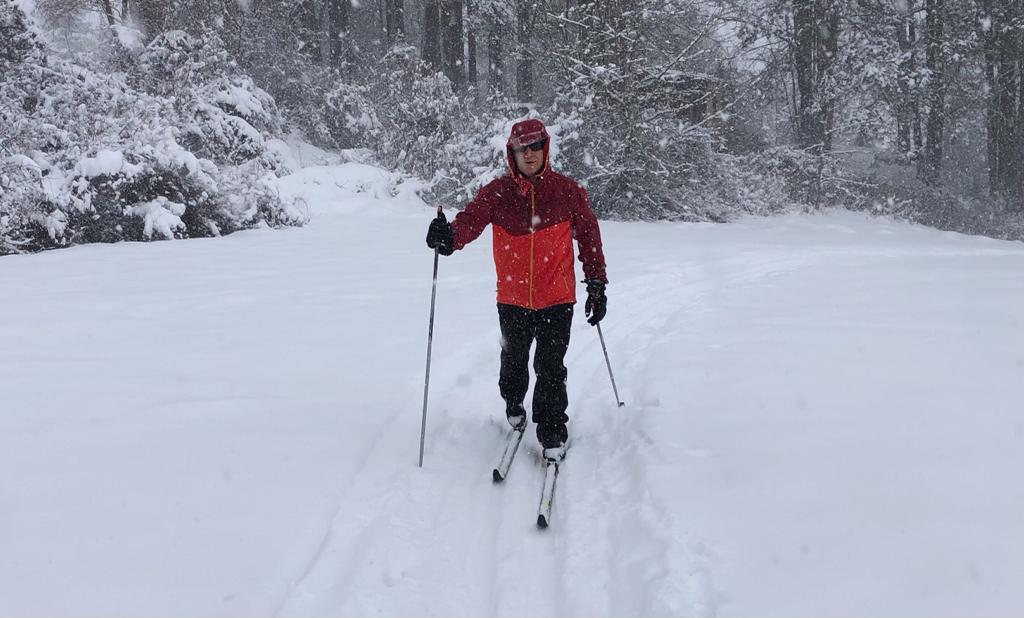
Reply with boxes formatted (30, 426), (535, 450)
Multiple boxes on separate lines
(426, 212), (454, 256)
(584, 279), (607, 326)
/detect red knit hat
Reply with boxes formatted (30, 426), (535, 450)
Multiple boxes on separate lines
(506, 119), (550, 149)
(506, 119), (551, 189)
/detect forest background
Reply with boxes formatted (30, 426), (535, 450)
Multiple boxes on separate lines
(2, 0), (1023, 255)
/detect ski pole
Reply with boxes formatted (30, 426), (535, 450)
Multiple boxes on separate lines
(596, 322), (625, 407)
(419, 207), (443, 467)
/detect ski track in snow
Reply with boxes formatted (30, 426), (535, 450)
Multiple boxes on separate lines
(274, 317), (516, 617)
(277, 241), (819, 617)
(561, 252), (818, 617)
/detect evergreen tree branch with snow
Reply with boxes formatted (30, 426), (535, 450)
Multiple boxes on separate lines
(0, 0), (304, 255)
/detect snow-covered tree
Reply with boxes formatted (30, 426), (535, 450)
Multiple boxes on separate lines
(545, 0), (768, 220)
(1, 5), (303, 255)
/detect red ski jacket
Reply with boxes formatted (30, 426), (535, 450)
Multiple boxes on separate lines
(451, 122), (607, 310)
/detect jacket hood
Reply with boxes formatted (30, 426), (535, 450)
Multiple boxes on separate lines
(506, 119), (551, 186)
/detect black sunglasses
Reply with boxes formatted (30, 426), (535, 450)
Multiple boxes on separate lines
(512, 140), (546, 154)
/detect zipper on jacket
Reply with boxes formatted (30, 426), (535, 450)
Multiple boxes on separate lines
(528, 184), (536, 310)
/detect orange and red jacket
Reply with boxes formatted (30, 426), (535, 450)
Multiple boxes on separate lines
(450, 145), (608, 310)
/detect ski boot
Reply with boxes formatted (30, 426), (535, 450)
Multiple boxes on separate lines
(506, 403), (527, 432)
(542, 443), (566, 463)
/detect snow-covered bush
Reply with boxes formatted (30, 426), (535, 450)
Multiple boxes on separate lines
(132, 32), (283, 169)
(59, 140), (303, 243)
(0, 0), (42, 67)
(0, 11), (302, 255)
(0, 157), (55, 255)
(62, 145), (209, 242)
(435, 113), (511, 202)
(249, 44), (487, 206)
(538, 0), (787, 222)
(549, 85), (740, 221)
(201, 75), (280, 134)
(1, 1), (55, 254)
(133, 30), (281, 135)
(1, 0), (45, 155)
(180, 100), (266, 165)
(746, 147), (825, 206)
(287, 74), (380, 151)
(720, 152), (797, 216)
(132, 30), (232, 97)
(821, 151), (1024, 242)
(368, 46), (474, 199)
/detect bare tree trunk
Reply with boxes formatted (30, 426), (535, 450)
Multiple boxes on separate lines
(386, 0), (405, 43)
(980, 0), (999, 190)
(488, 22), (504, 96)
(981, 0), (1023, 200)
(315, 0), (349, 66)
(895, 4), (920, 156)
(423, 0), (442, 71)
(793, 7), (819, 151)
(121, 0), (129, 21)
(791, 0), (839, 204)
(317, 0), (331, 65)
(330, 0), (349, 66)
(816, 0), (839, 152)
(896, 8), (913, 153)
(441, 0), (465, 89)
(1018, 35), (1024, 206)
(135, 0), (169, 41)
(912, 29), (923, 159)
(920, 0), (945, 185)
(516, 1), (534, 102)
(296, 0), (318, 59)
(995, 18), (1017, 194)
(792, 0), (822, 153)
(466, 0), (477, 90)
(101, 0), (116, 27)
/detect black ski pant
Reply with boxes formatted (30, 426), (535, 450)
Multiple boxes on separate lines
(497, 302), (573, 449)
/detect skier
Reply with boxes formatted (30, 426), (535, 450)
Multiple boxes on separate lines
(425, 118), (608, 463)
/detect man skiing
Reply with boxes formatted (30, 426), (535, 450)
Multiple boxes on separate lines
(425, 118), (608, 463)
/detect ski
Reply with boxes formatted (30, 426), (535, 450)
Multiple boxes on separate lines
(492, 427), (525, 482)
(536, 461), (559, 528)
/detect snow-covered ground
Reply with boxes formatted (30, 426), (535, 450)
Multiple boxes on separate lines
(2, 157), (1023, 617)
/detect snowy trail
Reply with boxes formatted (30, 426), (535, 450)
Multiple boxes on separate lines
(2, 162), (1024, 616)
